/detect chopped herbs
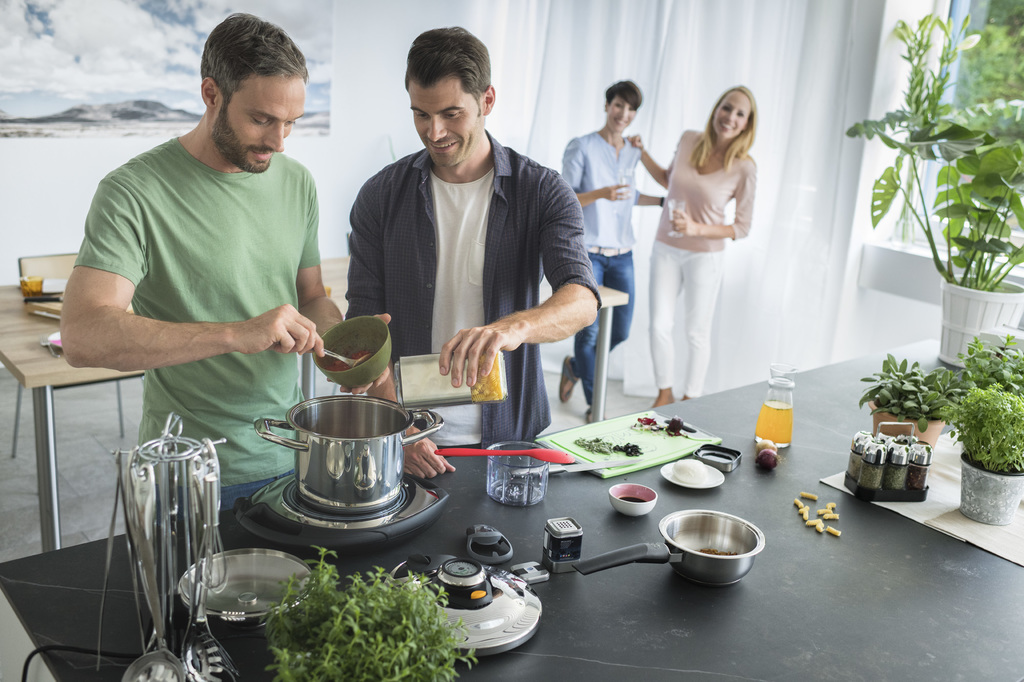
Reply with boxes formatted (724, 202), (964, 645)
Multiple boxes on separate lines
(574, 437), (643, 457)
(613, 443), (643, 457)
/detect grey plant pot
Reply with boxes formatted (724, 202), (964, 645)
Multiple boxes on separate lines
(959, 454), (1024, 526)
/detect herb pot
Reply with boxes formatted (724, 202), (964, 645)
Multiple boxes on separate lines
(959, 454), (1024, 526)
(574, 509), (765, 585)
(255, 395), (442, 511)
(870, 403), (944, 448)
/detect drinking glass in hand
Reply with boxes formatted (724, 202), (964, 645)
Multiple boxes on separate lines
(667, 199), (686, 237)
(617, 170), (634, 201)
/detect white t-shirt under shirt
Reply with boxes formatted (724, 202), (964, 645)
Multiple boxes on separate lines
(429, 168), (494, 445)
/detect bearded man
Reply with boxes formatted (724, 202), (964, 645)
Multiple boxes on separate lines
(61, 14), (377, 508)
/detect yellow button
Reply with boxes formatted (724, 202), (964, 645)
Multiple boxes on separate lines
(470, 590), (487, 600)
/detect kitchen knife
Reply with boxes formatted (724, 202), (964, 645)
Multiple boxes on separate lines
(549, 458), (640, 474)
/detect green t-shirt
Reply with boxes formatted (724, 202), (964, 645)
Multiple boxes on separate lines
(77, 139), (320, 486)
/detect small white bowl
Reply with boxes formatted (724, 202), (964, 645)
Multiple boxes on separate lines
(608, 483), (658, 516)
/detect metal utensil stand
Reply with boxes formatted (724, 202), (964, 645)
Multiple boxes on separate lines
(119, 414), (231, 681)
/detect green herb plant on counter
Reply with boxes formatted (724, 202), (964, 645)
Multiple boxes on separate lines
(859, 354), (964, 433)
(958, 334), (1024, 393)
(947, 386), (1024, 474)
(265, 547), (475, 682)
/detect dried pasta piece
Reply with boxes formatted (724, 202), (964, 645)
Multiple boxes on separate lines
(826, 502), (837, 510)
(824, 513), (839, 520)
(816, 524), (825, 533)
(800, 492), (818, 501)
(805, 519), (821, 527)
(826, 526), (842, 537)
(816, 509), (828, 516)
(800, 509), (809, 521)
(793, 498), (803, 509)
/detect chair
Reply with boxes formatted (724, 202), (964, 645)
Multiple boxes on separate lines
(11, 254), (125, 458)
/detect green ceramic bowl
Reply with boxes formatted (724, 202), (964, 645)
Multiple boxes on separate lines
(315, 316), (391, 387)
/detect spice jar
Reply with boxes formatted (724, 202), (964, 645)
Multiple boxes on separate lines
(857, 442), (886, 490)
(906, 443), (933, 491)
(883, 443), (910, 490)
(847, 431), (872, 480)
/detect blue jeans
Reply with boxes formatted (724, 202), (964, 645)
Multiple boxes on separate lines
(573, 252), (635, 405)
(220, 470), (293, 510)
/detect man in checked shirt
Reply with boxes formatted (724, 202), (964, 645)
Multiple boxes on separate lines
(347, 26), (600, 478)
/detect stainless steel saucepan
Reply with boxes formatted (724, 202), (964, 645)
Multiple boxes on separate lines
(575, 509), (765, 585)
(255, 395), (443, 511)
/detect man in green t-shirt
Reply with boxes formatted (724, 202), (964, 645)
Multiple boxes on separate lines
(61, 14), (378, 508)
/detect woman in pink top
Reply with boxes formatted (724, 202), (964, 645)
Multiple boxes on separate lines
(633, 86), (758, 405)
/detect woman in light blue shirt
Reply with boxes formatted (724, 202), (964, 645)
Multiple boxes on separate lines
(559, 81), (662, 422)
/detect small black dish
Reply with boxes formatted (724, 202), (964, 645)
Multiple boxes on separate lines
(693, 444), (742, 473)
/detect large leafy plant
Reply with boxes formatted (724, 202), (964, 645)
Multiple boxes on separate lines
(859, 354), (964, 432)
(846, 14), (1024, 292)
(947, 386), (1024, 474)
(265, 547), (475, 682)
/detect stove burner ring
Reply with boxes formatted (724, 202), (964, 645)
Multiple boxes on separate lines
(281, 480), (411, 522)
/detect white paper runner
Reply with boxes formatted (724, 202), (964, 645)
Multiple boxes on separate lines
(821, 434), (1024, 567)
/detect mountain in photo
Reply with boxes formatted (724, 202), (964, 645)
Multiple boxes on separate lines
(15, 100), (201, 124)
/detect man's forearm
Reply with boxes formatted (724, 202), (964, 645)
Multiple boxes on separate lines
(62, 307), (237, 371)
(501, 283), (598, 345)
(299, 294), (344, 334)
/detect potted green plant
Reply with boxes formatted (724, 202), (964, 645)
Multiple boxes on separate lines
(946, 386), (1024, 525)
(859, 354), (964, 446)
(958, 333), (1024, 392)
(846, 14), (1024, 364)
(265, 548), (475, 682)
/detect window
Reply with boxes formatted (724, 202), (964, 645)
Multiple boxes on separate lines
(950, 0), (1024, 144)
(895, 0), (1024, 250)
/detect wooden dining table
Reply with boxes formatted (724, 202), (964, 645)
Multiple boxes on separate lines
(0, 285), (142, 552)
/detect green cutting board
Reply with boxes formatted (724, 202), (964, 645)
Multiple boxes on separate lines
(541, 411), (722, 478)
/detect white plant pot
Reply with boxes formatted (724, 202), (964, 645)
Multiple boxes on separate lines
(939, 280), (1024, 366)
(959, 455), (1024, 526)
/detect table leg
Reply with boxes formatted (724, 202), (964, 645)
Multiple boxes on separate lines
(32, 386), (60, 552)
(301, 354), (316, 400)
(591, 306), (613, 422)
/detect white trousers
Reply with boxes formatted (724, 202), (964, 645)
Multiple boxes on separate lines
(648, 243), (725, 397)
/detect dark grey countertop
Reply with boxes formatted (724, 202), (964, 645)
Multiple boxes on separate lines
(3, 340), (1023, 681)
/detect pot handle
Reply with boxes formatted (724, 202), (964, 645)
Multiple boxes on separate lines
(574, 543), (671, 575)
(401, 410), (445, 446)
(253, 418), (308, 451)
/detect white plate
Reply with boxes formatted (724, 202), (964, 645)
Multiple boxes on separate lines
(660, 462), (725, 489)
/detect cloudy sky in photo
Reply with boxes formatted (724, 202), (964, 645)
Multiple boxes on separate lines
(0, 0), (333, 117)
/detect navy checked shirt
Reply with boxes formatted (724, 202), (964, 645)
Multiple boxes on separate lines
(347, 133), (600, 445)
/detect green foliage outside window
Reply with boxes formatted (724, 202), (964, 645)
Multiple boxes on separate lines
(951, 0), (1024, 143)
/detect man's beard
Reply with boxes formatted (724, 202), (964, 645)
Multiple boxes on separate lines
(211, 102), (274, 173)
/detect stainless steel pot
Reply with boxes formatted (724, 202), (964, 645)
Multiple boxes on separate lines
(255, 395), (443, 511)
(575, 509), (765, 585)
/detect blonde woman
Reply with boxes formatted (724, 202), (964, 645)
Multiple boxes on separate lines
(631, 86), (758, 406)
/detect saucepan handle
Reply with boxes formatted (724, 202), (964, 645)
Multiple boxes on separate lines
(401, 409), (445, 446)
(574, 542), (671, 575)
(253, 418), (308, 451)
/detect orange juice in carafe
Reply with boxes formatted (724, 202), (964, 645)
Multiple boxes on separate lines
(754, 377), (794, 447)
(755, 400), (793, 446)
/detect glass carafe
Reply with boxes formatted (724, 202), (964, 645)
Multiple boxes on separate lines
(754, 377), (794, 447)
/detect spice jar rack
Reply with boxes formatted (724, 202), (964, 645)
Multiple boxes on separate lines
(843, 427), (929, 502)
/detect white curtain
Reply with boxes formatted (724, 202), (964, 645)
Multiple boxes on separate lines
(341, 0), (886, 397)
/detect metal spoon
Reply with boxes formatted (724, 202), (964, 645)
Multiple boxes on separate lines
(321, 348), (370, 367)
